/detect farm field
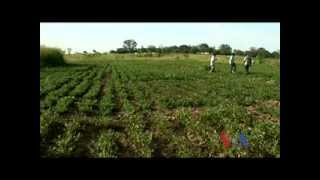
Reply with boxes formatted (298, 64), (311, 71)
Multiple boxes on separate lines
(40, 54), (280, 158)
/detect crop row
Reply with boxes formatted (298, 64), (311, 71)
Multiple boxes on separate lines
(77, 65), (109, 114)
(113, 68), (135, 113)
(41, 70), (92, 110)
(112, 67), (154, 157)
(53, 69), (100, 114)
(40, 70), (89, 98)
(40, 66), (94, 94)
(98, 66), (117, 116)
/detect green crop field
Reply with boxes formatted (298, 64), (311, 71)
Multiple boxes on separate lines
(40, 54), (280, 158)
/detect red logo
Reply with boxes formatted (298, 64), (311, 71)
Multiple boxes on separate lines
(220, 131), (231, 148)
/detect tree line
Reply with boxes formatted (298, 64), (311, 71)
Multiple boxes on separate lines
(67, 39), (279, 59)
(109, 39), (279, 58)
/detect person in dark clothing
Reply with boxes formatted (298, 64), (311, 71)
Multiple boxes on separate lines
(229, 53), (236, 73)
(243, 54), (253, 74)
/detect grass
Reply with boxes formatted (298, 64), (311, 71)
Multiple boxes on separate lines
(40, 54), (280, 158)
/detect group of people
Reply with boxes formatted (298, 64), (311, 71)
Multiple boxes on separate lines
(209, 53), (253, 74)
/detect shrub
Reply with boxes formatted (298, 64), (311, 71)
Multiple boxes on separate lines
(256, 54), (264, 64)
(40, 46), (66, 67)
(55, 96), (75, 113)
(89, 130), (118, 158)
(99, 82), (116, 116)
(47, 120), (81, 157)
(78, 98), (97, 113)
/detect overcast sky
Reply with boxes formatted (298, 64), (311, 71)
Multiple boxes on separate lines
(40, 22), (280, 53)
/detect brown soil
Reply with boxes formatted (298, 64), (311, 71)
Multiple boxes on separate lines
(246, 100), (280, 123)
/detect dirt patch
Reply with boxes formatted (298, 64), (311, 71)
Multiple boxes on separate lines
(115, 133), (142, 158)
(164, 109), (182, 129)
(191, 107), (206, 120)
(186, 130), (206, 146)
(161, 107), (206, 136)
(151, 137), (167, 158)
(246, 100), (280, 123)
(99, 70), (112, 97)
(164, 107), (205, 121)
(263, 100), (280, 108)
(73, 123), (101, 157)
(142, 112), (153, 131)
(106, 123), (126, 132)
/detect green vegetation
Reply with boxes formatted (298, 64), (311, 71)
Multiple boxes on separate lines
(40, 46), (66, 67)
(40, 54), (280, 158)
(107, 40), (279, 59)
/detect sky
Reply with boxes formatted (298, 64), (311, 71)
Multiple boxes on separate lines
(40, 23), (280, 53)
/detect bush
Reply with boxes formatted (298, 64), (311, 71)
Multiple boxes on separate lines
(40, 46), (66, 67)
(89, 130), (118, 158)
(256, 55), (264, 64)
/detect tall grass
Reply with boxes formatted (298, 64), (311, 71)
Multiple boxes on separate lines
(64, 53), (279, 68)
(40, 46), (66, 67)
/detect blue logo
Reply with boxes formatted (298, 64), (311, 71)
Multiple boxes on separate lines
(239, 132), (249, 148)
(227, 132), (250, 149)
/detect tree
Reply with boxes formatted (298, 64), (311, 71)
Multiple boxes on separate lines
(209, 47), (216, 54)
(83, 51), (88, 55)
(190, 46), (199, 54)
(147, 45), (157, 53)
(248, 47), (258, 57)
(169, 46), (179, 53)
(158, 45), (164, 54)
(219, 44), (232, 55)
(92, 49), (97, 54)
(256, 47), (271, 58)
(271, 51), (280, 58)
(67, 48), (72, 55)
(116, 48), (128, 54)
(141, 47), (148, 53)
(161, 47), (171, 54)
(179, 45), (191, 53)
(123, 39), (137, 53)
(234, 49), (245, 56)
(198, 43), (210, 53)
(92, 49), (101, 56)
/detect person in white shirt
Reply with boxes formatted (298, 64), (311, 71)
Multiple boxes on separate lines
(229, 53), (236, 73)
(243, 54), (253, 74)
(209, 53), (217, 72)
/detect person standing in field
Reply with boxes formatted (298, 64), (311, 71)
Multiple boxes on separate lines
(229, 53), (236, 73)
(209, 53), (217, 72)
(243, 54), (253, 74)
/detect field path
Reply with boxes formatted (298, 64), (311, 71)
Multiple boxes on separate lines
(99, 67), (112, 97)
